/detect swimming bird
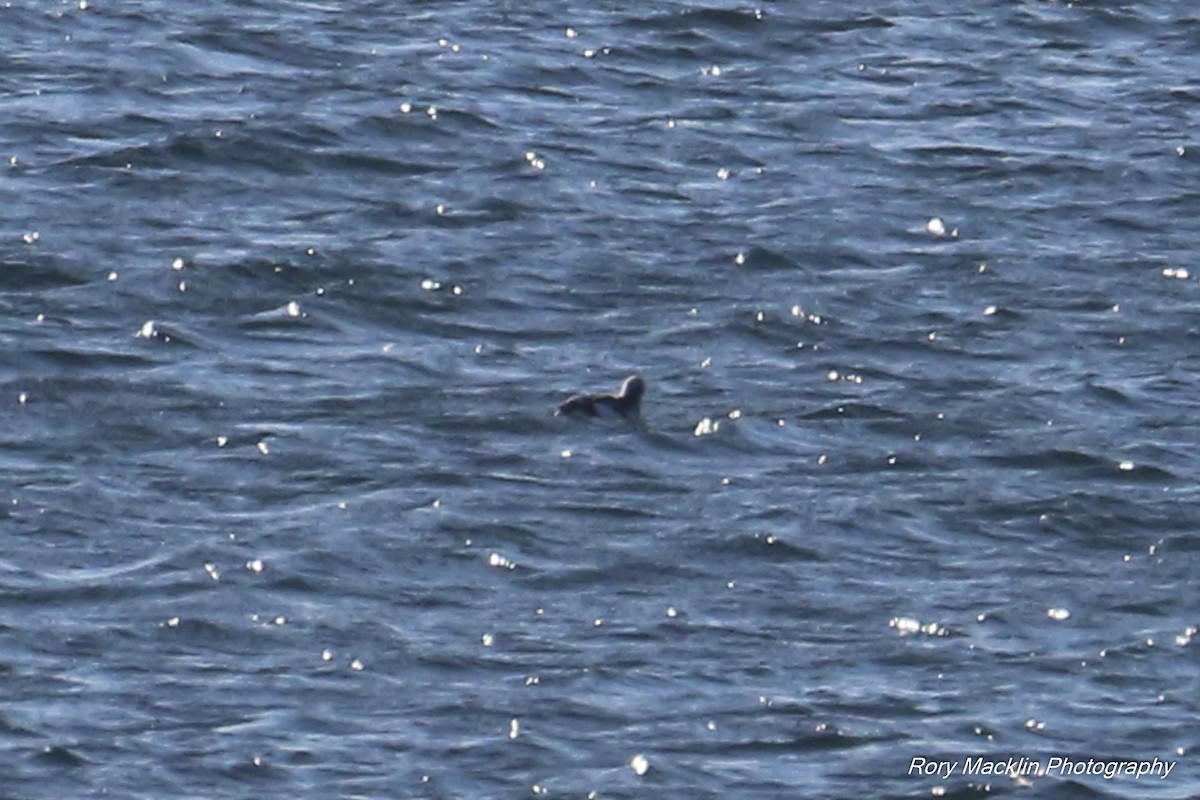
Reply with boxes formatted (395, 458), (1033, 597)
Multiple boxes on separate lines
(556, 374), (645, 420)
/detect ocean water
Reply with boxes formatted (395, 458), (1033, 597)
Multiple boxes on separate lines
(1, 1), (1198, 797)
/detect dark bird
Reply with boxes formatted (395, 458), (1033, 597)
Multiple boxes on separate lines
(556, 374), (646, 420)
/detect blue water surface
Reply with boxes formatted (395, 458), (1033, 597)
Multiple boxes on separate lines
(1, 2), (1198, 797)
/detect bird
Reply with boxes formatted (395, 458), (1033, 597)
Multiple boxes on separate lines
(556, 374), (645, 420)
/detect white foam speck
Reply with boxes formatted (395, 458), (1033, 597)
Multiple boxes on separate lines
(889, 616), (946, 636)
(488, 552), (515, 569)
